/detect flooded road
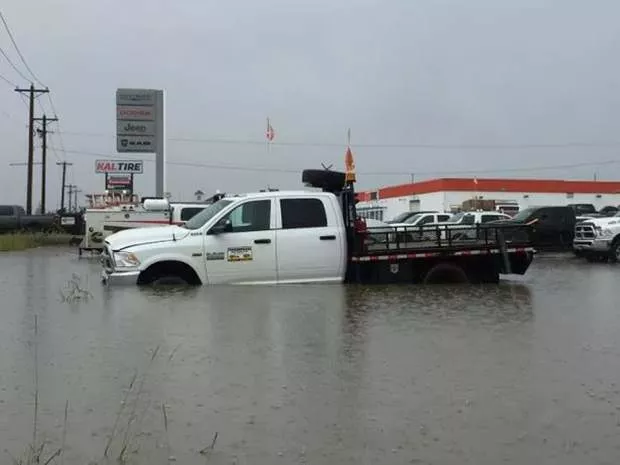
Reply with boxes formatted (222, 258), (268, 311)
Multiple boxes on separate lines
(1, 248), (620, 464)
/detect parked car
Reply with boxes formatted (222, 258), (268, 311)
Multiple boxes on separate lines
(0, 205), (58, 233)
(599, 206), (619, 217)
(430, 211), (512, 241)
(390, 212), (452, 242)
(568, 203), (597, 216)
(488, 206), (576, 250)
(386, 211), (438, 224)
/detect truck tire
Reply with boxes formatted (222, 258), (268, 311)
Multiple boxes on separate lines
(151, 275), (189, 285)
(301, 169), (346, 192)
(137, 261), (201, 286)
(423, 263), (469, 284)
(609, 237), (620, 263)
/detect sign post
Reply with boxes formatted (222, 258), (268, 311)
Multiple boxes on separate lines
(116, 88), (165, 197)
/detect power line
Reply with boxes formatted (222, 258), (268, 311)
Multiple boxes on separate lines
(43, 146), (620, 176)
(56, 130), (620, 150)
(0, 44), (29, 82)
(0, 10), (66, 163)
(0, 70), (16, 87)
(46, 94), (66, 159)
(0, 10), (45, 87)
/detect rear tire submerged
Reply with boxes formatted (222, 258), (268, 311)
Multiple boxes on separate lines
(423, 263), (469, 284)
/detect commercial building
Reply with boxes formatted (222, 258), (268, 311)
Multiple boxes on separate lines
(356, 178), (620, 221)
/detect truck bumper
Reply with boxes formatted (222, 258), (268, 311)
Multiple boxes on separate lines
(574, 239), (611, 253)
(101, 268), (140, 285)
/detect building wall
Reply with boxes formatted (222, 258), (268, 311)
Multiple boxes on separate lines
(443, 191), (620, 212)
(358, 190), (620, 221)
(357, 192), (447, 221)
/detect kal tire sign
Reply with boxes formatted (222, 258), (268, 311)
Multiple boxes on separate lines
(95, 160), (144, 174)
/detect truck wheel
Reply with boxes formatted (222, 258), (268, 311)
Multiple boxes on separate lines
(151, 275), (189, 285)
(423, 263), (469, 284)
(138, 261), (201, 286)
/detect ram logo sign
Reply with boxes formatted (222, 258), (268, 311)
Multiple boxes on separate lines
(95, 160), (144, 174)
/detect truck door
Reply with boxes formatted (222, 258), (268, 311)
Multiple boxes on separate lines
(275, 197), (344, 283)
(203, 199), (277, 284)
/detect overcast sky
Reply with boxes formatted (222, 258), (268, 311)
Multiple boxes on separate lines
(1, 0), (620, 209)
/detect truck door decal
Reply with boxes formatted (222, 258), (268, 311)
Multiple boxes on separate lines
(227, 247), (253, 262)
(206, 252), (225, 261)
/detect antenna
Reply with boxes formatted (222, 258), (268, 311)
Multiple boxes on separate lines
(321, 163), (333, 171)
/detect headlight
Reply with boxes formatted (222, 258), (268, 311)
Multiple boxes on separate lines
(113, 251), (141, 268)
(600, 228), (614, 237)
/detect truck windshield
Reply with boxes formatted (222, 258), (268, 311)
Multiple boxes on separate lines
(448, 212), (466, 222)
(181, 199), (234, 230)
(404, 214), (423, 224)
(389, 212), (414, 223)
(510, 207), (537, 222)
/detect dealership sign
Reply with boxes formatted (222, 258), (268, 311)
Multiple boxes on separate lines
(116, 89), (162, 154)
(95, 159), (144, 174)
(107, 174), (132, 185)
(115, 88), (166, 196)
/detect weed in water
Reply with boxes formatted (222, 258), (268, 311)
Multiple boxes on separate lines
(60, 274), (93, 303)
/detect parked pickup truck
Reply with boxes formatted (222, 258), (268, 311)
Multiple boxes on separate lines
(573, 212), (620, 262)
(101, 168), (536, 286)
(488, 206), (576, 251)
(0, 205), (58, 232)
(421, 211), (512, 241)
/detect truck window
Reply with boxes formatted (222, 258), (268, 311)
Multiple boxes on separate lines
(180, 207), (205, 221)
(0, 206), (14, 216)
(416, 215), (434, 226)
(182, 199), (233, 230)
(281, 198), (327, 229)
(461, 214), (475, 225)
(481, 215), (501, 223)
(225, 200), (271, 232)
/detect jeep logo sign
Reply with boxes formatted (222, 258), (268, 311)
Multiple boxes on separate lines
(95, 159), (144, 174)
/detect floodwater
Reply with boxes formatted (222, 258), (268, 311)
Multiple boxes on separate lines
(1, 249), (620, 464)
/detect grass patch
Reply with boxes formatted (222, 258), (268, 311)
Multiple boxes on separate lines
(0, 233), (78, 252)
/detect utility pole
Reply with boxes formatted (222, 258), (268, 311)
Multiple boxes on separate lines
(73, 187), (81, 212)
(15, 84), (50, 214)
(56, 162), (73, 213)
(34, 114), (58, 214)
(66, 184), (76, 212)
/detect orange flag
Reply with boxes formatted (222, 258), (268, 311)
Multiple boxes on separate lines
(345, 146), (356, 182)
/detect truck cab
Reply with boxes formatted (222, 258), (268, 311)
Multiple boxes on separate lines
(101, 190), (348, 285)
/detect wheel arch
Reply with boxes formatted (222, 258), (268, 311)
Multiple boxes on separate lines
(138, 256), (203, 285)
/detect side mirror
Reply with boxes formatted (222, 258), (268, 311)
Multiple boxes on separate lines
(209, 218), (232, 235)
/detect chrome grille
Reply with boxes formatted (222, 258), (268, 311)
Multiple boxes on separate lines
(575, 223), (595, 240)
(101, 244), (114, 271)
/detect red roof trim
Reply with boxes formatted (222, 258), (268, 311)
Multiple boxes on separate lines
(358, 178), (620, 200)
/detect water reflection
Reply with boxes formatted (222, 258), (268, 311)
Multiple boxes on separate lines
(3, 251), (620, 464)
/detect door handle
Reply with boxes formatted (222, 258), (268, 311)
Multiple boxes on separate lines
(254, 238), (271, 244)
(320, 235), (336, 241)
